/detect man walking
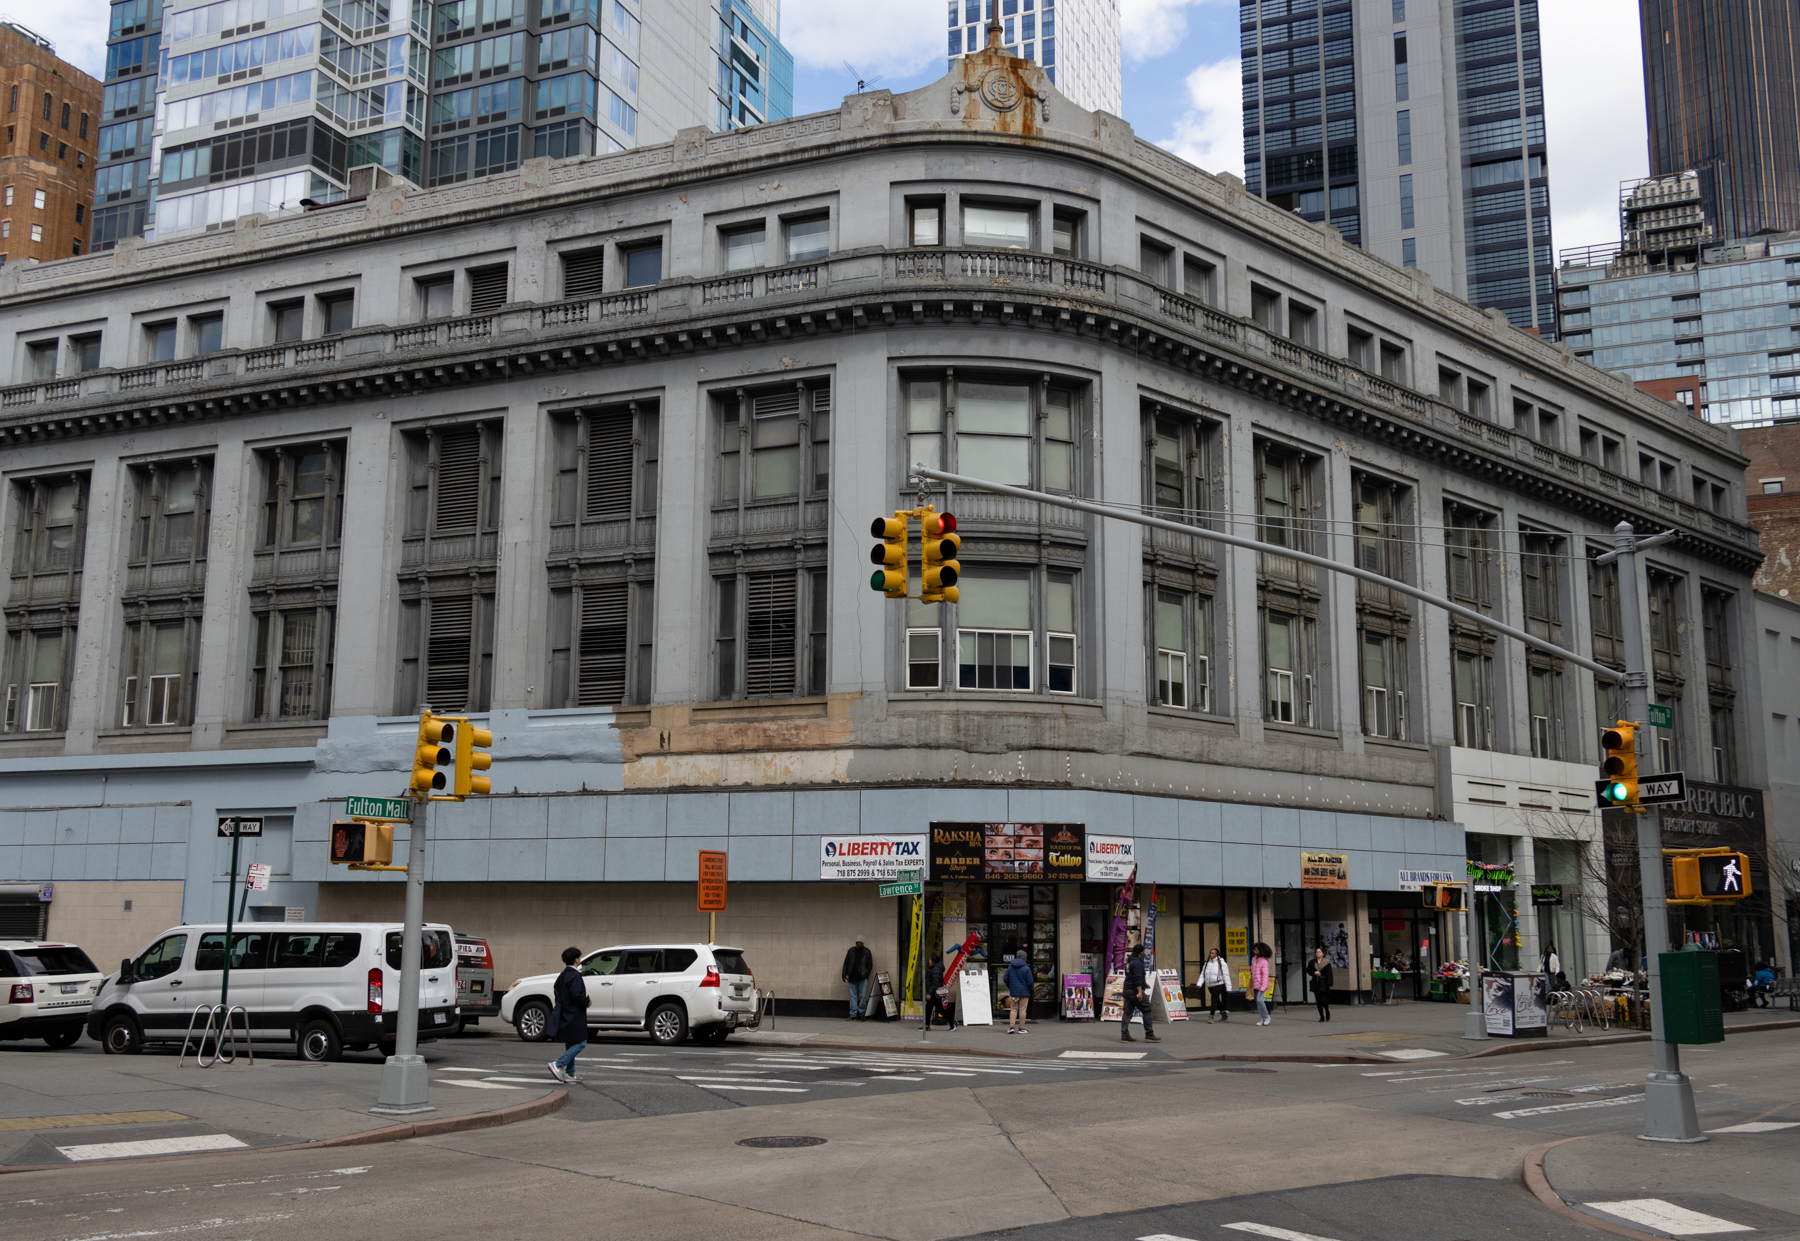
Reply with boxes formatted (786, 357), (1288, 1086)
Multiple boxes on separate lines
(547, 946), (588, 1084)
(925, 953), (954, 1029)
(1120, 943), (1160, 1043)
(842, 934), (874, 1020)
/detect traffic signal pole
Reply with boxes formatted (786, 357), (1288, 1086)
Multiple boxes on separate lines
(1603, 521), (1703, 1142)
(374, 796), (434, 1114)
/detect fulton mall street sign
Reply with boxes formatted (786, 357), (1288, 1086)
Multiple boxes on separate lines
(345, 796), (413, 821)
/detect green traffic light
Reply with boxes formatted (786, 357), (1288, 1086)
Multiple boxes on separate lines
(1608, 782), (1628, 802)
(869, 570), (885, 591)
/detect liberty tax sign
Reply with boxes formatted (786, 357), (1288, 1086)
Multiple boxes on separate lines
(1085, 834), (1136, 881)
(819, 836), (928, 881)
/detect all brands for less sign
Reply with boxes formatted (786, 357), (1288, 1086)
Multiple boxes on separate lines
(819, 836), (928, 881)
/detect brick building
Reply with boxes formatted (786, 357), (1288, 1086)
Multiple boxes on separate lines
(0, 23), (98, 275)
(1744, 425), (1800, 598)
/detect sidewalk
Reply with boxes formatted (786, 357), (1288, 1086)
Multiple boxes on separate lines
(734, 999), (1800, 1063)
(0, 1048), (561, 1169)
(1531, 1124), (1800, 1239)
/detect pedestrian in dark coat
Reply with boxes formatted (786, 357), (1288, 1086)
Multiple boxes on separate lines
(548, 946), (589, 1083)
(842, 935), (874, 1019)
(1308, 947), (1334, 1022)
(1120, 944), (1160, 1043)
(925, 955), (954, 1029)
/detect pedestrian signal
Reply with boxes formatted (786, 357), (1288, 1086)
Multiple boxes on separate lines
(330, 820), (394, 865)
(1423, 884), (1464, 912)
(1672, 851), (1752, 901)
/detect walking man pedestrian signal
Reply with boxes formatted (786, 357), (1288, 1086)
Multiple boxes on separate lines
(1699, 852), (1750, 899)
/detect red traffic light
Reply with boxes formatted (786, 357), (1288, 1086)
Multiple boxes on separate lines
(924, 511), (957, 537)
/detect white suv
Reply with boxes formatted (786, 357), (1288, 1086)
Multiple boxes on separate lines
(0, 940), (105, 1048)
(502, 943), (757, 1046)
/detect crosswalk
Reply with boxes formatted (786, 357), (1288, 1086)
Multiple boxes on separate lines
(436, 1046), (1113, 1098)
(1356, 1060), (1661, 1121)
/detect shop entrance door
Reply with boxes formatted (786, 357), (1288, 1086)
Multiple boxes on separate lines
(1276, 921), (1306, 1004)
(1181, 919), (1222, 993)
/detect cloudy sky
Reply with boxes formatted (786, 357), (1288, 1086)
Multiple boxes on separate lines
(27, 0), (1646, 252)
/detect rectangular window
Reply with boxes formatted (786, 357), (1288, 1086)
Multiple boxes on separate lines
(1394, 33), (1408, 100)
(1399, 173), (1414, 229)
(1402, 237), (1416, 267)
(909, 202), (942, 247)
(724, 224), (765, 271)
(1052, 209), (1082, 258)
(467, 264), (508, 315)
(906, 598), (942, 691)
(745, 573), (796, 697)
(1287, 301), (1317, 347)
(250, 608), (335, 720)
(1266, 613), (1297, 724)
(787, 216), (830, 262)
(1138, 237), (1171, 286)
(907, 379), (943, 472)
(562, 247), (605, 298)
(271, 302), (303, 342)
(961, 203), (1031, 248)
(321, 293), (354, 335)
(71, 334), (101, 373)
(1182, 256), (1216, 304)
(624, 241), (661, 287)
(122, 620), (197, 728)
(1396, 109), (1411, 165)
(1251, 285), (1280, 331)
(958, 381), (1032, 486)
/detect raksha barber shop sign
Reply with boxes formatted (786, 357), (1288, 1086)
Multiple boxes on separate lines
(819, 836), (928, 881)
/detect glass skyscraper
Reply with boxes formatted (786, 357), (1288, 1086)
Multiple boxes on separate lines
(1241, 0), (1557, 338)
(93, 0), (793, 247)
(1641, 0), (1800, 244)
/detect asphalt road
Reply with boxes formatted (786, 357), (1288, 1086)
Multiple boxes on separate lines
(4, 1031), (1794, 1241)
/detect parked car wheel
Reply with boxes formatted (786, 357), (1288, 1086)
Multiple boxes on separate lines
(377, 1040), (396, 1058)
(101, 1015), (143, 1055)
(648, 1002), (688, 1046)
(692, 1025), (729, 1045)
(515, 1000), (550, 1042)
(298, 1020), (343, 1063)
(42, 1025), (82, 1049)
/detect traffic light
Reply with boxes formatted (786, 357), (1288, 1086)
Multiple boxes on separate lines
(330, 820), (394, 865)
(1697, 852), (1751, 899)
(869, 513), (909, 598)
(920, 509), (960, 604)
(411, 713), (455, 795)
(455, 718), (494, 797)
(1599, 721), (1639, 807)
(1424, 883), (1464, 912)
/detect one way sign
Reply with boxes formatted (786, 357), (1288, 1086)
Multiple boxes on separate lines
(1638, 772), (1687, 805)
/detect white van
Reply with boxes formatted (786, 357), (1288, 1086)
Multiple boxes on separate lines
(86, 922), (460, 1062)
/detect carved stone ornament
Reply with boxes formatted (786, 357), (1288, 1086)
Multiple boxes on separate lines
(979, 69), (1021, 112)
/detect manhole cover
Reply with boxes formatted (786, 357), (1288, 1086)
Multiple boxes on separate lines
(1216, 1067), (1277, 1074)
(736, 1136), (828, 1149)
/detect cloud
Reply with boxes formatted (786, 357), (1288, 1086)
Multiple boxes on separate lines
(1157, 56), (1244, 178)
(781, 0), (945, 80)
(10, 5), (110, 81)
(1122, 0), (1231, 65)
(1539, 0), (1647, 253)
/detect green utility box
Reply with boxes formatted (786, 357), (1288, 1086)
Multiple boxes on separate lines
(1659, 950), (1724, 1044)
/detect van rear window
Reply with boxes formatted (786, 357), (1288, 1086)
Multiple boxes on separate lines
(270, 932), (362, 969)
(10, 946), (98, 976)
(385, 930), (453, 971)
(712, 951), (750, 976)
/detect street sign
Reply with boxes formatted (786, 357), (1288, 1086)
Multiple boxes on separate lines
(698, 850), (727, 912)
(345, 795), (412, 821)
(878, 869), (922, 899)
(1638, 771), (1687, 805)
(1647, 703), (1673, 729)
(217, 816), (263, 838)
(246, 863), (272, 891)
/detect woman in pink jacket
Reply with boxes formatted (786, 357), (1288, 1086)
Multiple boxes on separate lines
(1251, 942), (1273, 1026)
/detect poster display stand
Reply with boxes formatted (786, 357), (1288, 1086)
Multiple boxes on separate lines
(1061, 973), (1095, 1019)
(1482, 973), (1547, 1037)
(1100, 971), (1140, 1023)
(873, 971), (897, 1019)
(957, 965), (993, 1025)
(1154, 968), (1189, 1021)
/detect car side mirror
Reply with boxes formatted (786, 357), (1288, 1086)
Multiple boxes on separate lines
(118, 958), (136, 984)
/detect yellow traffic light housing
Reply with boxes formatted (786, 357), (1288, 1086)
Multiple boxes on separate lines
(410, 713), (455, 795)
(920, 509), (960, 604)
(329, 820), (395, 866)
(1669, 849), (1752, 903)
(455, 719), (494, 797)
(869, 514), (909, 598)
(1600, 721), (1639, 808)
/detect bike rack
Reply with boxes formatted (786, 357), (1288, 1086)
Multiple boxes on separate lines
(178, 1004), (254, 1068)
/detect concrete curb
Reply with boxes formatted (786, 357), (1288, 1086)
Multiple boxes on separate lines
(1178, 1052), (1393, 1065)
(1461, 1016), (1800, 1059)
(1521, 1135), (1664, 1241)
(0, 1089), (568, 1175)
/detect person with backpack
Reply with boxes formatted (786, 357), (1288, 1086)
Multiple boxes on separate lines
(547, 946), (589, 1084)
(1004, 952), (1035, 1034)
(1251, 942), (1274, 1026)
(1201, 947), (1230, 1023)
(841, 935), (874, 1020)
